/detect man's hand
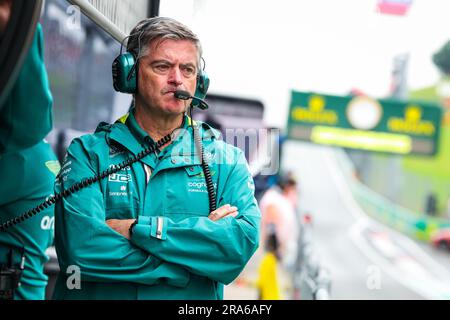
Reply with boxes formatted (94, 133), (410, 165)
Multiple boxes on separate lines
(208, 204), (238, 221)
(106, 219), (136, 240)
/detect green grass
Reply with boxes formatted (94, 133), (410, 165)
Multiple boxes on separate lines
(403, 125), (450, 179)
(402, 125), (450, 214)
(404, 82), (450, 179)
(409, 85), (441, 104)
(401, 83), (450, 216)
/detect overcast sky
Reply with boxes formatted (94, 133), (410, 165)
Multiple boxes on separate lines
(160, 0), (450, 128)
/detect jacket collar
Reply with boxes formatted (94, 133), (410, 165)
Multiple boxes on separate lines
(104, 109), (221, 169)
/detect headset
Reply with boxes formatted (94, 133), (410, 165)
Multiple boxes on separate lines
(111, 21), (210, 109)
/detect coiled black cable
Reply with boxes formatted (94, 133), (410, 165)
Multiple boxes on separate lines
(0, 134), (172, 231)
(190, 107), (216, 213)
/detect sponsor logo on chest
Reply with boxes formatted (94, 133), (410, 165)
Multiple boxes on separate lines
(187, 179), (217, 193)
(108, 165), (133, 197)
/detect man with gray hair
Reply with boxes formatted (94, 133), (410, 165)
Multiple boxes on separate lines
(53, 17), (260, 299)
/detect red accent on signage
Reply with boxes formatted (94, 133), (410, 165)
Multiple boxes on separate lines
(377, 0), (412, 16)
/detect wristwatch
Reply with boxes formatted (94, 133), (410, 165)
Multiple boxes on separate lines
(129, 219), (138, 237)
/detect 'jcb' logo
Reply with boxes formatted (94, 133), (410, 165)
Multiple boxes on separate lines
(108, 173), (132, 183)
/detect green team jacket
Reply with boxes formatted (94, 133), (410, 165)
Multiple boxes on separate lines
(0, 23), (53, 155)
(53, 109), (260, 300)
(0, 141), (59, 299)
(0, 22), (56, 300)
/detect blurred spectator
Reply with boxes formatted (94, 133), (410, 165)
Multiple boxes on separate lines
(257, 223), (282, 300)
(259, 171), (299, 271)
(425, 193), (437, 216)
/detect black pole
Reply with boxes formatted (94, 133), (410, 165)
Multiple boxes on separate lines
(148, 0), (160, 17)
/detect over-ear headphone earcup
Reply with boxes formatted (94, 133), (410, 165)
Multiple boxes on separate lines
(191, 71), (210, 108)
(112, 52), (137, 94)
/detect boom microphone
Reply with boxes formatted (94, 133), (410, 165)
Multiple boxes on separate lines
(174, 90), (209, 110)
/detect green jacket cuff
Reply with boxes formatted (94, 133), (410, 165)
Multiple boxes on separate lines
(132, 216), (167, 241)
(150, 216), (167, 240)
